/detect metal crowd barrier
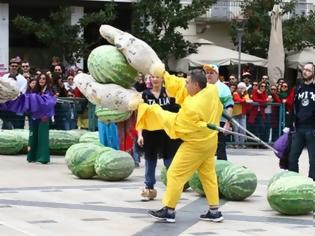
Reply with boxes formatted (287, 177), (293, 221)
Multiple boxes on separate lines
(226, 102), (286, 147)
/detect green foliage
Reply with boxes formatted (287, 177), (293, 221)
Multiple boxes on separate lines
(132, 0), (217, 64)
(12, 4), (116, 64)
(229, 0), (315, 58)
(283, 10), (315, 51)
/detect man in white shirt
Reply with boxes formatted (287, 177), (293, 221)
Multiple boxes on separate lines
(2, 59), (27, 94)
(1, 58), (27, 129)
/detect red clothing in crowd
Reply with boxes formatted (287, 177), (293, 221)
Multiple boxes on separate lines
(248, 89), (268, 124)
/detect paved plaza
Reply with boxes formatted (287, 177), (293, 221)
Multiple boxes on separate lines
(0, 148), (313, 236)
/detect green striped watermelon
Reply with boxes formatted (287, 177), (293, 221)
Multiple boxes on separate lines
(220, 165), (257, 200)
(8, 129), (29, 154)
(95, 150), (135, 181)
(65, 143), (112, 179)
(0, 130), (23, 154)
(67, 129), (89, 143)
(267, 175), (314, 215)
(189, 160), (232, 196)
(87, 45), (138, 88)
(267, 171), (300, 189)
(95, 106), (132, 123)
(216, 160), (233, 184)
(160, 166), (190, 191)
(189, 172), (205, 196)
(49, 130), (79, 155)
(79, 131), (100, 144)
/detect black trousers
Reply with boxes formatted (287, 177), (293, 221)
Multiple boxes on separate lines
(216, 122), (227, 160)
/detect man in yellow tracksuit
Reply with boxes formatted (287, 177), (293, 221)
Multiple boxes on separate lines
(137, 69), (223, 223)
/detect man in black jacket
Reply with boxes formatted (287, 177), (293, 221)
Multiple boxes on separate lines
(288, 62), (315, 180)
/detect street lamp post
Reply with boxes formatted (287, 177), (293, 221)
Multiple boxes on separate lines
(234, 17), (247, 80)
(237, 27), (244, 80)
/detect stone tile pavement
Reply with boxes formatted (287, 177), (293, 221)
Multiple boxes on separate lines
(0, 148), (313, 236)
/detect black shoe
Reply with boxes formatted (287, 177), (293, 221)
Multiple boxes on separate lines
(148, 207), (176, 223)
(199, 210), (224, 222)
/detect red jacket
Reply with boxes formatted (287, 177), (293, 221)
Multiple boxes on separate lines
(248, 89), (268, 124)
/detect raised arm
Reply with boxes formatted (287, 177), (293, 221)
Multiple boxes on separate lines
(163, 72), (188, 105)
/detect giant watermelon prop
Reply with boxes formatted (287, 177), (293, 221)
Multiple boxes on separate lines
(67, 129), (89, 143)
(189, 172), (205, 196)
(79, 131), (100, 144)
(8, 129), (29, 154)
(189, 160), (232, 196)
(267, 170), (300, 189)
(95, 106), (132, 123)
(219, 165), (257, 200)
(160, 166), (190, 191)
(95, 150), (135, 181)
(267, 175), (314, 215)
(65, 143), (112, 179)
(0, 130), (23, 154)
(87, 45), (138, 88)
(49, 130), (78, 155)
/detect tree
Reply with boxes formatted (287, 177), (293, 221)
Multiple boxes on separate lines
(229, 0), (315, 58)
(283, 10), (315, 51)
(12, 3), (116, 65)
(131, 0), (217, 65)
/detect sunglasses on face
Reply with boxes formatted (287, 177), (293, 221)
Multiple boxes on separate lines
(253, 84), (258, 86)
(22, 65), (29, 68)
(260, 85), (266, 88)
(282, 85), (288, 88)
(10, 65), (18, 68)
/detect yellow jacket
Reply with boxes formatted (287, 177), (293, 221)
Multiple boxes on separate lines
(136, 72), (223, 143)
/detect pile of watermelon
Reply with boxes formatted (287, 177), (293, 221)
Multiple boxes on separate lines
(65, 143), (135, 181)
(0, 130), (24, 154)
(188, 160), (257, 201)
(0, 129), (101, 155)
(267, 171), (314, 215)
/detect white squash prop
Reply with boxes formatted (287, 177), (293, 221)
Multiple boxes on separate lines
(99, 25), (165, 77)
(86, 82), (142, 112)
(0, 77), (19, 103)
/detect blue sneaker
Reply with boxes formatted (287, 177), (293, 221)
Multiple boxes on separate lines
(148, 207), (176, 223)
(199, 210), (224, 222)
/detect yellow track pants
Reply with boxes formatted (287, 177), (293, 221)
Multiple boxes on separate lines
(162, 138), (219, 208)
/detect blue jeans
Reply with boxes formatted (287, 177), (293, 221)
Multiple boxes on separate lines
(132, 139), (142, 165)
(145, 158), (172, 189)
(97, 121), (119, 150)
(288, 127), (315, 180)
(233, 115), (247, 144)
(63, 119), (76, 130)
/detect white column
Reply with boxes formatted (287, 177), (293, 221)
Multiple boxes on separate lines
(0, 3), (9, 76)
(70, 6), (84, 69)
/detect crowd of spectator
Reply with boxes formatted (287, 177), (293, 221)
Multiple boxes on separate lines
(1, 56), (291, 145)
(0, 56), (85, 130)
(226, 72), (293, 146)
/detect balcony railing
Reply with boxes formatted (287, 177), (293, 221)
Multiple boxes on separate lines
(196, 0), (314, 22)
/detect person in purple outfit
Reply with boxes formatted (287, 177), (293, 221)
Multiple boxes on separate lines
(0, 73), (56, 164)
